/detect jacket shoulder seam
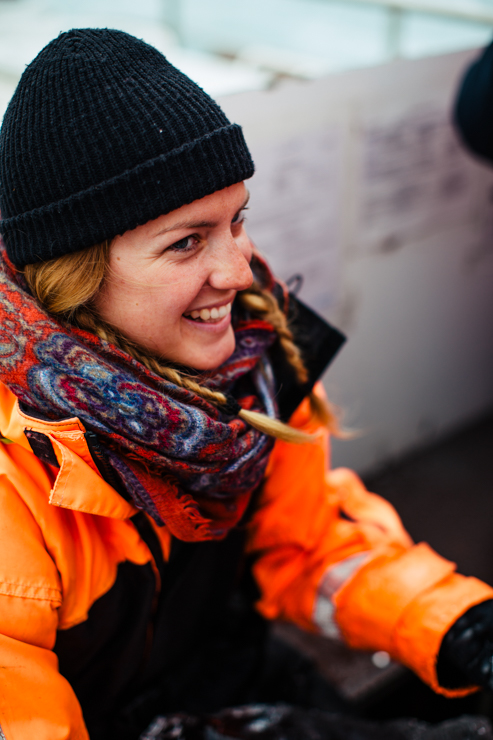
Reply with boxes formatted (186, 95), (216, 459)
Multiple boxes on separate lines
(0, 579), (62, 603)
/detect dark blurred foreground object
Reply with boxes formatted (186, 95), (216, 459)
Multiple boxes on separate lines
(439, 600), (493, 690)
(455, 41), (493, 162)
(140, 704), (492, 740)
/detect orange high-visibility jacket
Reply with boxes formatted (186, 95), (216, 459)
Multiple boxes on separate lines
(0, 379), (492, 740)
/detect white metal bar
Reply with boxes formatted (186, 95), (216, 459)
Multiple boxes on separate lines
(344, 0), (493, 25)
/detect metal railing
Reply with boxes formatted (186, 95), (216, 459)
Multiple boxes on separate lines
(162, 0), (493, 64)
(351, 0), (493, 59)
(352, 0), (493, 25)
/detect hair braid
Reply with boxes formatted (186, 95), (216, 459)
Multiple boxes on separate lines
(238, 283), (340, 433)
(23, 245), (340, 442)
(73, 304), (231, 407)
(238, 284), (308, 384)
(65, 301), (313, 443)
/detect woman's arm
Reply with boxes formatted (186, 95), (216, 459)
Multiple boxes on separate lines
(246, 387), (493, 697)
(0, 635), (88, 740)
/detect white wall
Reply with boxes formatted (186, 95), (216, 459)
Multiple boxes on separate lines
(219, 49), (493, 474)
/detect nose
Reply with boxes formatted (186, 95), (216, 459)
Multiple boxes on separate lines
(207, 233), (253, 292)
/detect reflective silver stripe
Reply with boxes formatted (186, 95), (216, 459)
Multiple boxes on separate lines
(252, 360), (276, 419)
(139, 716), (169, 739)
(0, 723), (6, 740)
(313, 552), (370, 638)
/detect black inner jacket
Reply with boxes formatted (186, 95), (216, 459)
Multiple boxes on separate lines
(45, 295), (345, 740)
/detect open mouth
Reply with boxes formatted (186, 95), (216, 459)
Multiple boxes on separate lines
(183, 302), (232, 323)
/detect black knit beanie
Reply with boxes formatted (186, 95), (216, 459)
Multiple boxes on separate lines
(0, 28), (254, 267)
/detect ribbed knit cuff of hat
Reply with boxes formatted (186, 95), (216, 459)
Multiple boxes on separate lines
(0, 124), (253, 267)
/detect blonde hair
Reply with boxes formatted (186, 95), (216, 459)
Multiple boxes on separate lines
(23, 243), (339, 443)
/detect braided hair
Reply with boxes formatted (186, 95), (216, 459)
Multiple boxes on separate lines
(23, 242), (339, 442)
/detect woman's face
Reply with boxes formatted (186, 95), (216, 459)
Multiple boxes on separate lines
(94, 182), (253, 371)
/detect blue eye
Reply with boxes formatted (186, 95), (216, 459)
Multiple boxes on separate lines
(168, 235), (196, 252)
(232, 207), (248, 225)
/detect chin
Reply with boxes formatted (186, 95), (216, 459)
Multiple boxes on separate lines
(185, 338), (236, 372)
(189, 353), (234, 372)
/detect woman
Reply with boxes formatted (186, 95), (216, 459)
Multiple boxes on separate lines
(0, 28), (493, 740)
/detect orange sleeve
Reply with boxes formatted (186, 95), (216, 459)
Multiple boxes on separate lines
(0, 474), (89, 740)
(0, 635), (88, 740)
(246, 387), (493, 697)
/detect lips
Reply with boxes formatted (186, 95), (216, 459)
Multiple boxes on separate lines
(183, 302), (232, 323)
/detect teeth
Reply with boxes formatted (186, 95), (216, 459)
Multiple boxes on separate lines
(185, 302), (231, 321)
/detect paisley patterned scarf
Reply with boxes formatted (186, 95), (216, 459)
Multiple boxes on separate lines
(0, 242), (279, 541)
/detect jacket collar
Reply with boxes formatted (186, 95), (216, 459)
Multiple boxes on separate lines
(0, 382), (137, 519)
(271, 292), (346, 422)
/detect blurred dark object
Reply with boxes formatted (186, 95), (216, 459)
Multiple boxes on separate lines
(438, 600), (493, 690)
(285, 274), (304, 296)
(272, 623), (493, 724)
(272, 622), (406, 707)
(455, 41), (493, 163)
(139, 704), (493, 740)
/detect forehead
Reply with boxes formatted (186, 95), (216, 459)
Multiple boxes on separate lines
(147, 182), (248, 237)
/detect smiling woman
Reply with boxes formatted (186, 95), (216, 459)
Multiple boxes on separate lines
(1, 26), (493, 740)
(94, 184), (253, 371)
(21, 184), (316, 444)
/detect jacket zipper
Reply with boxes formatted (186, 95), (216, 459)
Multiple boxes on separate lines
(84, 431), (131, 500)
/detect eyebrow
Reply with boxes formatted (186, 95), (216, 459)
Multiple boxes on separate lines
(154, 191), (250, 237)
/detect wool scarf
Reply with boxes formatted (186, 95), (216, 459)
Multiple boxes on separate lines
(0, 242), (280, 541)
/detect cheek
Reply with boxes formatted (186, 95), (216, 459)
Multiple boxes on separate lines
(97, 251), (209, 337)
(93, 269), (155, 328)
(236, 231), (253, 262)
(160, 272), (207, 317)
(105, 261), (187, 310)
